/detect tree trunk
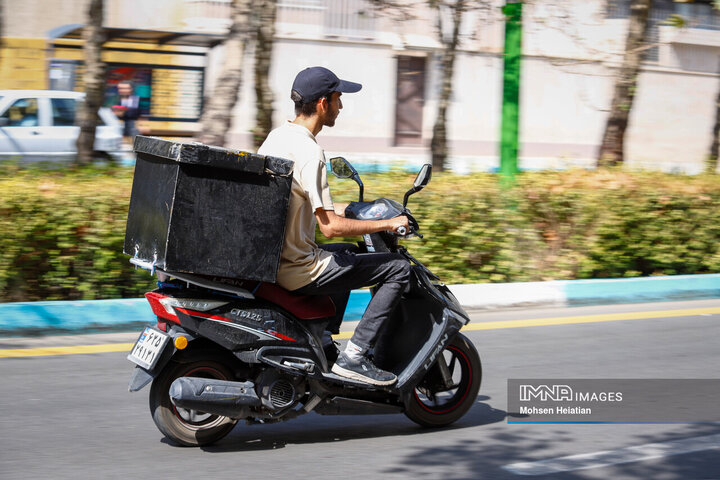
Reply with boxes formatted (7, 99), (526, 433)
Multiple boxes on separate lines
(253, 0), (277, 151)
(198, 0), (252, 148)
(597, 0), (652, 168)
(75, 0), (106, 166)
(707, 57), (720, 174)
(431, 0), (465, 173)
(0, 0), (4, 54)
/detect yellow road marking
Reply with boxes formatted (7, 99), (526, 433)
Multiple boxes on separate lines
(1, 307), (718, 358)
(0, 343), (134, 358)
(461, 306), (720, 331)
(331, 307), (720, 338)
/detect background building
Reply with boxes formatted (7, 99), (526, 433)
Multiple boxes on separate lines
(1, 0), (719, 172)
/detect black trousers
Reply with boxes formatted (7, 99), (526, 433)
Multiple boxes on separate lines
(293, 243), (411, 351)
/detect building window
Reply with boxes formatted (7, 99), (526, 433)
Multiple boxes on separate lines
(324, 0), (376, 39)
(604, 0), (720, 62)
(606, 0), (720, 29)
(675, 0), (720, 29)
(278, 0), (377, 40)
(49, 60), (81, 92)
(183, 0), (233, 32)
(606, 0), (631, 19)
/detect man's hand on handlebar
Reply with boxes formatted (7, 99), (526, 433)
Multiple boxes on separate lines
(388, 215), (410, 235)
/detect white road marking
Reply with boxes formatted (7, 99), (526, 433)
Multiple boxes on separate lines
(503, 433), (720, 476)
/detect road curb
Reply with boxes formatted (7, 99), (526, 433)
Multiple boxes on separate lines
(451, 274), (720, 310)
(1, 274), (718, 335)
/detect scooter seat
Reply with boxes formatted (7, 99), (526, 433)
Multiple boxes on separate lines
(160, 269), (336, 321)
(255, 283), (336, 320)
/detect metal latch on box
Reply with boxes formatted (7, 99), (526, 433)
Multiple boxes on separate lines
(130, 257), (157, 275)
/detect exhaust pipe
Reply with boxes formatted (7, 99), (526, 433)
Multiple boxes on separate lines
(169, 377), (261, 418)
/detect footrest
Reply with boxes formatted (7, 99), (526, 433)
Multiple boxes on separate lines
(320, 371), (396, 391)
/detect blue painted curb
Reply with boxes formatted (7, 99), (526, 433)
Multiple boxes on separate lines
(449, 274), (720, 309)
(0, 290), (372, 335)
(1, 275), (718, 335)
(0, 298), (154, 332)
(562, 274), (720, 306)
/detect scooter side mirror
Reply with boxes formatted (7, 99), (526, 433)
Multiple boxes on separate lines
(329, 157), (355, 179)
(403, 164), (432, 207)
(413, 164), (432, 190)
(329, 156), (364, 202)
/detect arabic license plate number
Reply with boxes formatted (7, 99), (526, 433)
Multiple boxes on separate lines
(127, 327), (170, 370)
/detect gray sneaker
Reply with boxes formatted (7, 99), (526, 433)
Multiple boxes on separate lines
(331, 352), (397, 386)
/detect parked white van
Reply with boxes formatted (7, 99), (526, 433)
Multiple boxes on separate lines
(0, 90), (123, 162)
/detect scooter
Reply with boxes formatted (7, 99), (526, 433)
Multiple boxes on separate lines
(127, 158), (481, 447)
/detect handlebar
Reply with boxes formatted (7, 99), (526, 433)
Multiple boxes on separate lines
(394, 224), (423, 239)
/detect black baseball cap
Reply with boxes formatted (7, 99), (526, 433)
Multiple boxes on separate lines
(291, 66), (362, 104)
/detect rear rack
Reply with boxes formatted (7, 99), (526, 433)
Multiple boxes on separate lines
(129, 258), (254, 299)
(160, 270), (255, 299)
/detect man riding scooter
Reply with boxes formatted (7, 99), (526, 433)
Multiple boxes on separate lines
(257, 66), (410, 386)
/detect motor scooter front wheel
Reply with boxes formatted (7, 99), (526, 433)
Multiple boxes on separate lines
(149, 359), (238, 447)
(404, 333), (481, 427)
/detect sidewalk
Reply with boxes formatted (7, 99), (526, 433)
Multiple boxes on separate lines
(1, 274), (719, 336)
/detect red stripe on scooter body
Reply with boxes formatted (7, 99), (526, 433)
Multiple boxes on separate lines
(176, 308), (297, 342)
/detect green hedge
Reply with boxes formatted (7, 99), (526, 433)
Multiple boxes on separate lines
(2, 164), (720, 302)
(324, 169), (720, 283)
(0, 165), (156, 302)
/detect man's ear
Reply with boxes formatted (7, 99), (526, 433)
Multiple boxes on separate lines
(317, 96), (328, 113)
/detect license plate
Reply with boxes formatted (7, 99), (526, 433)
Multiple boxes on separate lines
(127, 327), (170, 370)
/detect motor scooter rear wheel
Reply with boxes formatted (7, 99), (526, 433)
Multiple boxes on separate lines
(149, 358), (238, 447)
(404, 333), (481, 427)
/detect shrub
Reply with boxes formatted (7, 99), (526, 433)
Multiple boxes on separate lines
(0, 166), (155, 301)
(2, 165), (720, 302)
(325, 169), (720, 284)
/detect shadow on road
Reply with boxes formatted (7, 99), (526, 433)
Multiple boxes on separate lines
(192, 396), (506, 453)
(383, 423), (720, 480)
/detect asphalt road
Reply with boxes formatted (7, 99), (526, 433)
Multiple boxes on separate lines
(1, 300), (719, 480)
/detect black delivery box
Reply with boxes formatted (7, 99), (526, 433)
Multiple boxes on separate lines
(124, 136), (294, 282)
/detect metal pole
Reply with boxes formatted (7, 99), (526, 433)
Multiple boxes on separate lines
(500, 1), (522, 184)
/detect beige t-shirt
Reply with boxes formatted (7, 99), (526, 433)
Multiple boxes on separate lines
(257, 121), (334, 291)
